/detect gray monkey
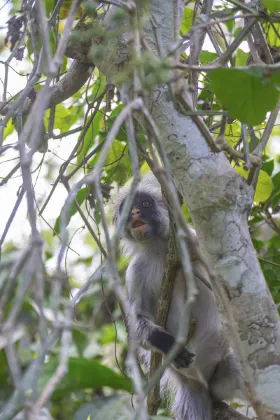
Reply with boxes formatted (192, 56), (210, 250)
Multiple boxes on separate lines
(114, 173), (242, 420)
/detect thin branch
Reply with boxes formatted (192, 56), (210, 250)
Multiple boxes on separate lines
(252, 103), (280, 158)
(218, 18), (256, 66)
(0, 188), (25, 250)
(61, 178), (107, 258)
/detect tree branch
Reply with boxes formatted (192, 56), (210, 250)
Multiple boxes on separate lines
(213, 401), (251, 420)
(0, 61), (92, 117)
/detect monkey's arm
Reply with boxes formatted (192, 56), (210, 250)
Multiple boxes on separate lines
(136, 313), (194, 368)
(126, 258), (194, 368)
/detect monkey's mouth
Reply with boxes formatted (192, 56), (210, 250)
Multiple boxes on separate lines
(132, 221), (146, 228)
(131, 220), (149, 236)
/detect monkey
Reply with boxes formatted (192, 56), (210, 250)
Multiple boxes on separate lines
(114, 173), (242, 420)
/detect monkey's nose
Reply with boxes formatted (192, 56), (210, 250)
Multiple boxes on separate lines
(131, 207), (141, 220)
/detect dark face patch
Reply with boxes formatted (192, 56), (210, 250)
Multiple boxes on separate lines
(120, 192), (161, 241)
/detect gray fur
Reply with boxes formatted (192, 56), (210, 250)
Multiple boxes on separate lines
(173, 376), (212, 420)
(115, 173), (243, 420)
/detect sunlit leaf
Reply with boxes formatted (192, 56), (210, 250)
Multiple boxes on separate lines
(44, 0), (55, 15)
(140, 161), (150, 175)
(77, 111), (103, 164)
(263, 23), (280, 47)
(100, 324), (116, 345)
(180, 8), (194, 34)
(235, 49), (249, 67)
(262, 0), (280, 12)
(3, 119), (15, 141)
(44, 104), (81, 133)
(224, 121), (241, 146)
(105, 139), (132, 185)
(235, 167), (274, 202)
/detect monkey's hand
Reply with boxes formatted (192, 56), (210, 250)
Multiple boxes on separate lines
(173, 347), (195, 369)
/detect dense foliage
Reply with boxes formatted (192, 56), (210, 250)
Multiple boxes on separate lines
(0, 0), (279, 418)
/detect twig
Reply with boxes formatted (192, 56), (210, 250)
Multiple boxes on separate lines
(39, 89), (106, 216)
(35, 0), (52, 70)
(252, 103), (280, 158)
(242, 123), (252, 170)
(32, 305), (72, 412)
(61, 178), (107, 257)
(0, 188), (25, 250)
(258, 257), (280, 268)
(248, 102), (280, 187)
(188, 0), (214, 107)
(247, 32), (265, 65)
(218, 18), (256, 66)
(172, 83), (221, 153)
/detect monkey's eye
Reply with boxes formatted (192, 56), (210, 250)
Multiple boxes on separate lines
(142, 201), (150, 208)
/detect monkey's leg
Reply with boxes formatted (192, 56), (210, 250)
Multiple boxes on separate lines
(170, 373), (212, 420)
(137, 314), (194, 368)
(209, 354), (241, 401)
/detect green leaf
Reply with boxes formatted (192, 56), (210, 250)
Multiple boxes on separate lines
(40, 358), (132, 397)
(44, 104), (81, 133)
(235, 49), (249, 67)
(0, 351), (9, 382)
(200, 51), (217, 65)
(53, 188), (88, 235)
(254, 171), (274, 202)
(224, 121), (241, 146)
(72, 330), (87, 357)
(263, 23), (280, 47)
(262, 159), (274, 176)
(90, 73), (106, 101)
(3, 119), (15, 141)
(271, 172), (280, 208)
(100, 104), (127, 143)
(61, 56), (68, 73)
(44, 0), (55, 15)
(209, 68), (280, 125)
(224, 16), (235, 32)
(272, 172), (280, 188)
(45, 251), (53, 261)
(77, 111), (103, 164)
(270, 235), (280, 251)
(100, 324), (116, 345)
(180, 8), (194, 34)
(235, 167), (274, 202)
(262, 0), (280, 12)
(105, 140), (132, 185)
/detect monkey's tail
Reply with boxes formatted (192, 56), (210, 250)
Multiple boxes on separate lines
(166, 371), (212, 420)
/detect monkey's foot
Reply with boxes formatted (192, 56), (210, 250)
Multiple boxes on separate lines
(173, 348), (195, 369)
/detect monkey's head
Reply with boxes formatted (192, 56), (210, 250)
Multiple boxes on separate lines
(114, 173), (169, 247)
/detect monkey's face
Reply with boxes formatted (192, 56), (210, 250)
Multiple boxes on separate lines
(122, 192), (161, 241)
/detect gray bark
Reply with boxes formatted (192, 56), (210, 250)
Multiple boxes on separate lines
(0, 62), (92, 116)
